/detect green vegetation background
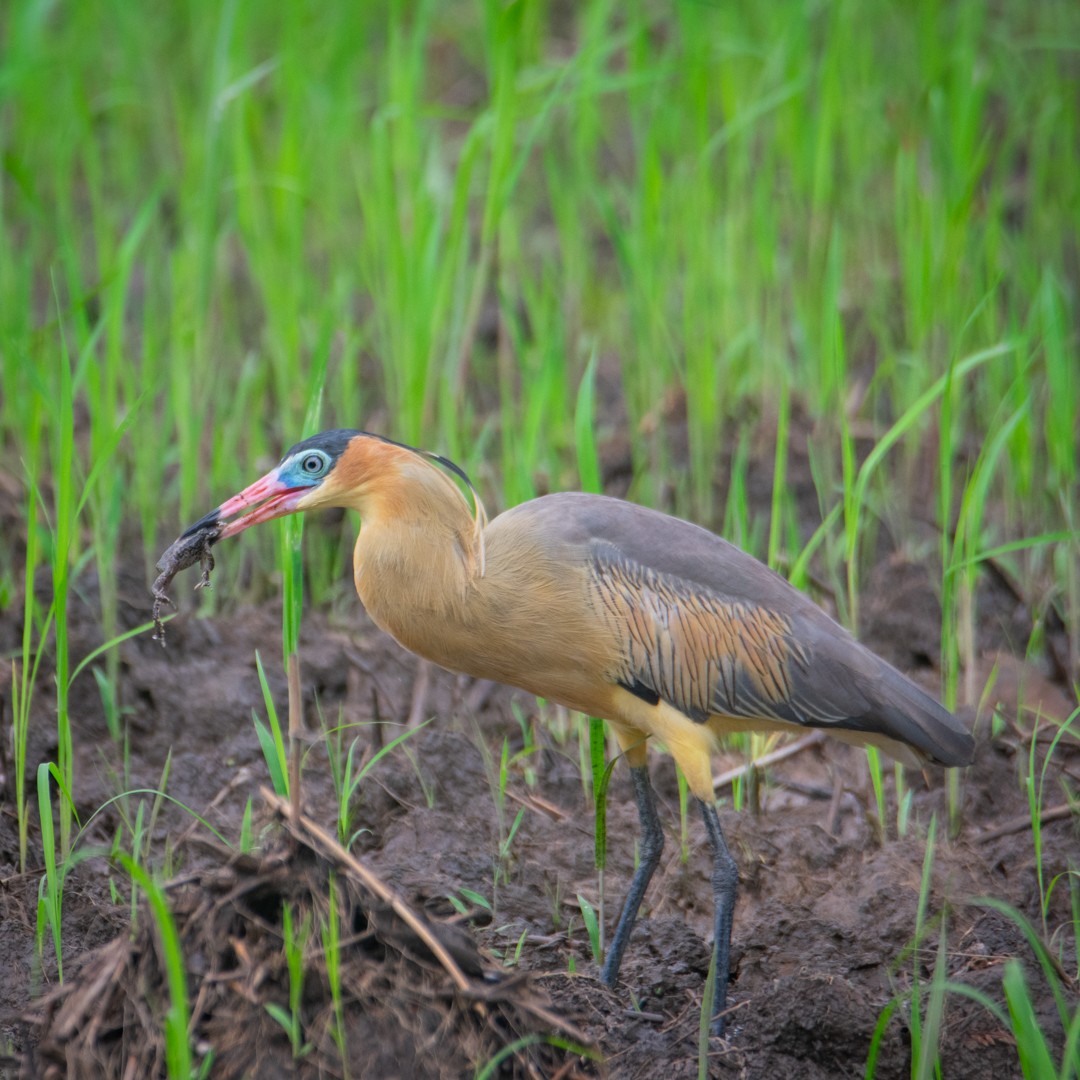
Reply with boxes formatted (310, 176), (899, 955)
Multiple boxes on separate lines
(4, 0), (1077, 631)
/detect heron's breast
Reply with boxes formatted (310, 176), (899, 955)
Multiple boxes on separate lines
(355, 527), (623, 713)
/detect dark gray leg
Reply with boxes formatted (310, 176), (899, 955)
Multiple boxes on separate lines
(601, 764), (664, 988)
(700, 798), (738, 1035)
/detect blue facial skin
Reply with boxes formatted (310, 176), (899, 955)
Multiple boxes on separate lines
(278, 447), (332, 490)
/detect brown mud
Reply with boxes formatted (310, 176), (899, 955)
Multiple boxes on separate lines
(0, 442), (1077, 1078)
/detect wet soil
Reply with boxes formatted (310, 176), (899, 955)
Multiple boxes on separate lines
(0, 460), (1077, 1077)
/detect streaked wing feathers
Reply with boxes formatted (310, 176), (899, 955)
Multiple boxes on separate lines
(495, 492), (972, 766)
(591, 543), (852, 730)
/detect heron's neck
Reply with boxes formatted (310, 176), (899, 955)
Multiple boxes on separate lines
(352, 461), (483, 632)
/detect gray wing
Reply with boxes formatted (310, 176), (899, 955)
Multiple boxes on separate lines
(505, 493), (973, 766)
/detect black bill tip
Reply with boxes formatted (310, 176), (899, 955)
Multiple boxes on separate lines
(180, 508), (223, 540)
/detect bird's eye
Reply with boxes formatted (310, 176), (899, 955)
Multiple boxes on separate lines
(301, 454), (325, 475)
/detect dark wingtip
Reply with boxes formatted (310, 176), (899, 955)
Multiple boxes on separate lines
(926, 727), (975, 768)
(179, 508), (222, 540)
(872, 663), (976, 767)
(905, 696), (976, 769)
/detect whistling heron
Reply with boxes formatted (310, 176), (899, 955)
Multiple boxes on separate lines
(174, 429), (974, 1034)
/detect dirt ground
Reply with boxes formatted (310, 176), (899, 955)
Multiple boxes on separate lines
(1, 438), (1078, 1078)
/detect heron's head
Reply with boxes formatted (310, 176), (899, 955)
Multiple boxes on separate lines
(178, 428), (484, 542)
(179, 429), (368, 540)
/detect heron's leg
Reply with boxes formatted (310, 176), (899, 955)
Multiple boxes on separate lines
(700, 798), (738, 1035)
(600, 764), (664, 987)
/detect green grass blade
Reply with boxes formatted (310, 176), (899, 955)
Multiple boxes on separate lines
(118, 856), (192, 1079)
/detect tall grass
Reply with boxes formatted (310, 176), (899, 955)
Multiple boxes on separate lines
(3, 1), (1076, 557)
